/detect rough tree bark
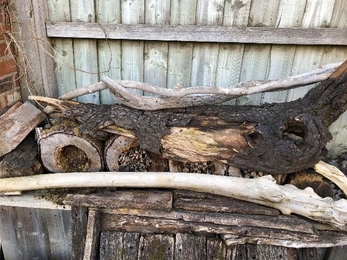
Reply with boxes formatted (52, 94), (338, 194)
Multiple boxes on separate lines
(50, 60), (347, 175)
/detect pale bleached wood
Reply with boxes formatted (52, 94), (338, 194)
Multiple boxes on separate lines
(70, 0), (99, 104)
(0, 195), (70, 210)
(46, 22), (347, 45)
(314, 160), (347, 196)
(83, 210), (100, 260)
(0, 172), (347, 228)
(0, 102), (46, 157)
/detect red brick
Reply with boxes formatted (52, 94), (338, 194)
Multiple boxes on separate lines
(0, 41), (8, 56)
(0, 58), (16, 77)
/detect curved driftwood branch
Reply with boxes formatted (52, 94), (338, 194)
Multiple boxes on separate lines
(34, 63), (340, 111)
(101, 63), (340, 110)
(314, 160), (347, 196)
(0, 171), (346, 229)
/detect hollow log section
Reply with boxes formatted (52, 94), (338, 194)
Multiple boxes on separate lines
(48, 60), (347, 175)
(36, 119), (104, 172)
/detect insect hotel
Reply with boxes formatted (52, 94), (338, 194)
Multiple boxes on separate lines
(0, 0), (347, 259)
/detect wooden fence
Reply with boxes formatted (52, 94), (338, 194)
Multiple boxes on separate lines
(1, 0), (347, 259)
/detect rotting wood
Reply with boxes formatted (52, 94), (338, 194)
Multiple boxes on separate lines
(175, 233), (206, 260)
(0, 172), (347, 229)
(46, 22), (347, 45)
(173, 190), (279, 216)
(30, 60), (347, 175)
(99, 231), (140, 260)
(101, 208), (315, 235)
(99, 213), (347, 248)
(138, 234), (174, 260)
(0, 133), (43, 178)
(0, 102), (46, 157)
(64, 190), (173, 212)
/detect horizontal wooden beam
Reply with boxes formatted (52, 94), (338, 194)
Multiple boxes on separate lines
(46, 22), (347, 45)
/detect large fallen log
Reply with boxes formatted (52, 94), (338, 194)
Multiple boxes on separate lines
(31, 60), (347, 174)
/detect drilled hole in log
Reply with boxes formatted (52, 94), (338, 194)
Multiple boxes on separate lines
(118, 147), (152, 172)
(247, 131), (263, 146)
(281, 120), (306, 143)
(55, 145), (91, 172)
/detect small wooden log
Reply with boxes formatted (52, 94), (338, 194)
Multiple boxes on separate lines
(0, 133), (43, 178)
(64, 190), (173, 212)
(36, 120), (103, 172)
(0, 102), (46, 157)
(104, 135), (138, 171)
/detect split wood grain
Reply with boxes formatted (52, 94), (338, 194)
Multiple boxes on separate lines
(64, 190), (173, 212)
(0, 102), (46, 157)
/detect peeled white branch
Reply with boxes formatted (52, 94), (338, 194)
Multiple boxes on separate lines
(36, 62), (340, 111)
(1, 172), (347, 229)
(100, 62), (341, 110)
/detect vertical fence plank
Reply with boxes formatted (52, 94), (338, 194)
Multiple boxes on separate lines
(70, 0), (99, 104)
(167, 0), (197, 89)
(47, 0), (76, 97)
(236, 0), (280, 105)
(121, 0), (145, 96)
(144, 0), (170, 90)
(96, 0), (121, 104)
(286, 0), (336, 102)
(191, 0), (224, 87)
(261, 0), (306, 104)
(215, 0), (251, 104)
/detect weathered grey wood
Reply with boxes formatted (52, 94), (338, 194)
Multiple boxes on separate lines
(46, 22), (347, 45)
(99, 231), (140, 260)
(70, 0), (99, 104)
(12, 0), (57, 99)
(83, 210), (100, 260)
(102, 208), (315, 235)
(138, 234), (174, 260)
(0, 133), (43, 178)
(95, 0), (121, 104)
(0, 102), (46, 157)
(100, 214), (325, 246)
(64, 190), (173, 211)
(175, 233), (206, 260)
(206, 236), (228, 260)
(47, 0), (76, 98)
(173, 190), (279, 216)
(228, 244), (316, 260)
(324, 246), (347, 260)
(0, 206), (70, 260)
(71, 207), (88, 260)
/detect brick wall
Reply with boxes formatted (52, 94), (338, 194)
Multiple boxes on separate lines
(0, 0), (21, 112)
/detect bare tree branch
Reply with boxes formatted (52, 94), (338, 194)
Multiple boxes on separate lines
(0, 169), (347, 229)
